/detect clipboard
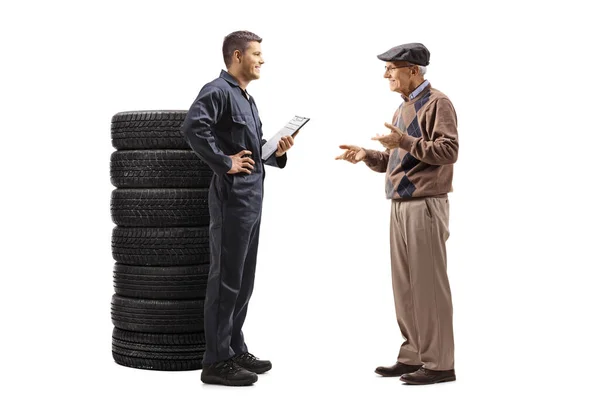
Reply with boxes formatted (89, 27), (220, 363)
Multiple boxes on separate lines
(261, 115), (310, 160)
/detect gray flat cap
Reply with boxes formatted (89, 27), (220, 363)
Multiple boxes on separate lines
(377, 43), (430, 66)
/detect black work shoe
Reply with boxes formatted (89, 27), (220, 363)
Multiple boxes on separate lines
(375, 362), (422, 377)
(200, 359), (258, 386)
(232, 352), (272, 374)
(400, 367), (456, 385)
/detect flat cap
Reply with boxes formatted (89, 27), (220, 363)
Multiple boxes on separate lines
(377, 43), (430, 66)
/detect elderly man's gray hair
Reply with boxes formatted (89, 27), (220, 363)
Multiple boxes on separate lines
(418, 66), (427, 76)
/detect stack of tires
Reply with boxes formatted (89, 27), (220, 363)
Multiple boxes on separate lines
(110, 110), (212, 371)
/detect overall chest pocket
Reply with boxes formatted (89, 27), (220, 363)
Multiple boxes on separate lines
(231, 113), (259, 147)
(231, 113), (263, 174)
(231, 114), (251, 145)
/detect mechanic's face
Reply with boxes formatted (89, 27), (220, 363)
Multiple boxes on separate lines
(239, 41), (264, 81)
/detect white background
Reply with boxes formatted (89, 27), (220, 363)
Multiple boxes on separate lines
(1, 0), (599, 399)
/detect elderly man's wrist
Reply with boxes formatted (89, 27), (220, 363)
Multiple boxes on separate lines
(360, 148), (371, 163)
(398, 132), (416, 151)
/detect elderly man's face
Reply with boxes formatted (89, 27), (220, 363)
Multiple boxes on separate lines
(383, 62), (417, 95)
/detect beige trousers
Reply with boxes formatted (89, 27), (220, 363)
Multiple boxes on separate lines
(390, 195), (455, 371)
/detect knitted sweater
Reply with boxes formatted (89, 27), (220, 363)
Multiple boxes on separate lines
(364, 83), (459, 200)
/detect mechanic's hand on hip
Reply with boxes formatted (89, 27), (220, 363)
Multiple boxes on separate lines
(228, 150), (255, 174)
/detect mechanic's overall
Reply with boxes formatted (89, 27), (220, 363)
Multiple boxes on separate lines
(182, 30), (295, 386)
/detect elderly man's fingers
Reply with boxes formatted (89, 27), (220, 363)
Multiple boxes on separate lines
(384, 122), (401, 134)
(336, 153), (349, 160)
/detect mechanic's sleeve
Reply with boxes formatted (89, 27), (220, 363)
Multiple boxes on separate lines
(182, 85), (232, 175)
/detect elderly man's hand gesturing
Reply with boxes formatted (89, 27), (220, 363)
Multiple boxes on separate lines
(336, 145), (366, 164)
(371, 122), (405, 150)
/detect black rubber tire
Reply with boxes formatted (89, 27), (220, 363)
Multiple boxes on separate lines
(111, 295), (204, 333)
(113, 263), (209, 300)
(110, 188), (210, 227)
(110, 150), (213, 189)
(111, 226), (210, 266)
(112, 328), (205, 371)
(111, 110), (190, 150)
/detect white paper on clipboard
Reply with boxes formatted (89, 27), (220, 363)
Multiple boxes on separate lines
(261, 115), (310, 160)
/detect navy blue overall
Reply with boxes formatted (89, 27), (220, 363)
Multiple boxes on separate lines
(182, 70), (286, 365)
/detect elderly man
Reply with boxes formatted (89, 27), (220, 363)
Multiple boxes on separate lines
(336, 43), (458, 385)
(182, 31), (295, 386)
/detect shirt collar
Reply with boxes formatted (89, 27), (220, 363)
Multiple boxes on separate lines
(403, 79), (430, 101)
(220, 70), (252, 99)
(220, 70), (240, 87)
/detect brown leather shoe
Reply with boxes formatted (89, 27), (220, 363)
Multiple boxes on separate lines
(400, 367), (456, 385)
(375, 362), (422, 377)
